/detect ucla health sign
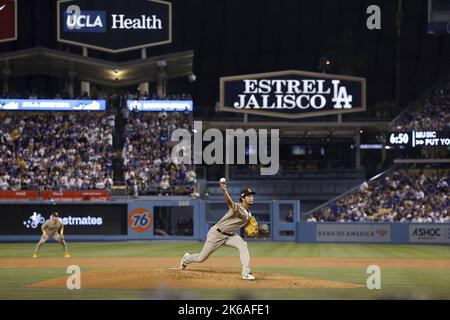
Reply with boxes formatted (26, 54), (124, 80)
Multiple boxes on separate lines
(57, 0), (171, 53)
(0, 99), (106, 111)
(220, 70), (366, 119)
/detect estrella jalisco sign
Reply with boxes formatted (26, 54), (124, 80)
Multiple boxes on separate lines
(220, 70), (366, 119)
(57, 0), (172, 53)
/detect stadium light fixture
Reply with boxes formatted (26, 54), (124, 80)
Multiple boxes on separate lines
(188, 73), (197, 82)
(157, 60), (167, 67)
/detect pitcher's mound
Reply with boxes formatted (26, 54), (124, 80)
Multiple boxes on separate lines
(30, 267), (363, 289)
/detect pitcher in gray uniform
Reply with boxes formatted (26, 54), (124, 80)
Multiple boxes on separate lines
(32, 212), (71, 258)
(180, 182), (256, 280)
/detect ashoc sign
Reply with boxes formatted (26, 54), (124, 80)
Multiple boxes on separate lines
(409, 224), (449, 243)
(57, 0), (171, 53)
(220, 70), (366, 119)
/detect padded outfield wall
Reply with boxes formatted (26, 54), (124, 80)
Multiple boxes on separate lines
(0, 200), (448, 245)
(297, 222), (450, 245)
(0, 199), (299, 242)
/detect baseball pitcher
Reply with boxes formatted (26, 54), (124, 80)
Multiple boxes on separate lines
(180, 180), (257, 280)
(32, 212), (71, 258)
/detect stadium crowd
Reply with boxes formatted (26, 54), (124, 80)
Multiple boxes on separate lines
(392, 81), (450, 131)
(0, 89), (197, 195)
(310, 168), (449, 223)
(122, 110), (196, 196)
(0, 112), (115, 191)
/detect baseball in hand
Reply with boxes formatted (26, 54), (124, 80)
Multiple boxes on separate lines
(220, 178), (226, 184)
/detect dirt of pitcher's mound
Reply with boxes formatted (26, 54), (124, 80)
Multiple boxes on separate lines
(30, 267), (364, 290)
(4, 257), (450, 269)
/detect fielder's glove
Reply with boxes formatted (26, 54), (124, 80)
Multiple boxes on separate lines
(244, 216), (258, 237)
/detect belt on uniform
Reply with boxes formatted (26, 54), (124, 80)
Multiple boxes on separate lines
(217, 228), (234, 237)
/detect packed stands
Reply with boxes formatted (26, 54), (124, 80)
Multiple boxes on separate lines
(0, 112), (115, 191)
(391, 80), (450, 131)
(310, 166), (449, 223)
(122, 109), (195, 196)
(0, 89), (196, 196)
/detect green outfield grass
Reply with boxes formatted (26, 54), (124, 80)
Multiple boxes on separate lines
(0, 242), (449, 300)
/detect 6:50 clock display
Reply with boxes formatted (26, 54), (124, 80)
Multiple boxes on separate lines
(389, 132), (409, 145)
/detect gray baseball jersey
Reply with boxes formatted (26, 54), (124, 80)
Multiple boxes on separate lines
(41, 218), (63, 235)
(214, 202), (252, 234)
(184, 202), (253, 275)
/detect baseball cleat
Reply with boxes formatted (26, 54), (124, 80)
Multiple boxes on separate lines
(180, 252), (189, 269)
(64, 253), (71, 258)
(32, 253), (38, 259)
(242, 273), (255, 280)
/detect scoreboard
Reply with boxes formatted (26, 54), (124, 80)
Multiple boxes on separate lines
(428, 0), (450, 34)
(387, 130), (450, 148)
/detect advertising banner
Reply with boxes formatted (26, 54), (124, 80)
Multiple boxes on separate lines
(57, 0), (172, 53)
(316, 223), (391, 242)
(220, 70), (366, 119)
(41, 191), (110, 201)
(127, 100), (193, 112)
(408, 224), (450, 243)
(128, 207), (154, 236)
(0, 191), (39, 201)
(0, 99), (106, 111)
(0, 204), (127, 235)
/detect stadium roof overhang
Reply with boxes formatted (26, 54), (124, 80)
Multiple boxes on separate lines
(201, 121), (389, 138)
(0, 47), (194, 87)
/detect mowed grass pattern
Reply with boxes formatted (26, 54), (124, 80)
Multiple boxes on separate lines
(0, 242), (449, 299)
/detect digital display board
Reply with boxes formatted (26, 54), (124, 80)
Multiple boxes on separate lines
(387, 131), (450, 148)
(127, 100), (193, 112)
(0, 204), (127, 235)
(0, 99), (106, 111)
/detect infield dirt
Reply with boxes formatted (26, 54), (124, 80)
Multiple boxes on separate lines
(30, 267), (364, 289)
(3, 256), (448, 290)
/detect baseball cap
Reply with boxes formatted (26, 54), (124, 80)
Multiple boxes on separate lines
(51, 212), (59, 218)
(240, 188), (255, 198)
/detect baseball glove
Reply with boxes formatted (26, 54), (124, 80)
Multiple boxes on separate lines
(244, 216), (258, 237)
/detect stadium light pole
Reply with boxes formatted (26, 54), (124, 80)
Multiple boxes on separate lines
(139, 48), (149, 95)
(81, 47), (90, 96)
(395, 0), (403, 113)
(2, 60), (11, 95)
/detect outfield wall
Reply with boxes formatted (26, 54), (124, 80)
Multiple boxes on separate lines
(1, 200), (448, 245)
(296, 222), (450, 244)
(0, 199), (300, 242)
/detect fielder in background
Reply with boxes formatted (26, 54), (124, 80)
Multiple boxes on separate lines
(180, 178), (258, 280)
(32, 212), (71, 258)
